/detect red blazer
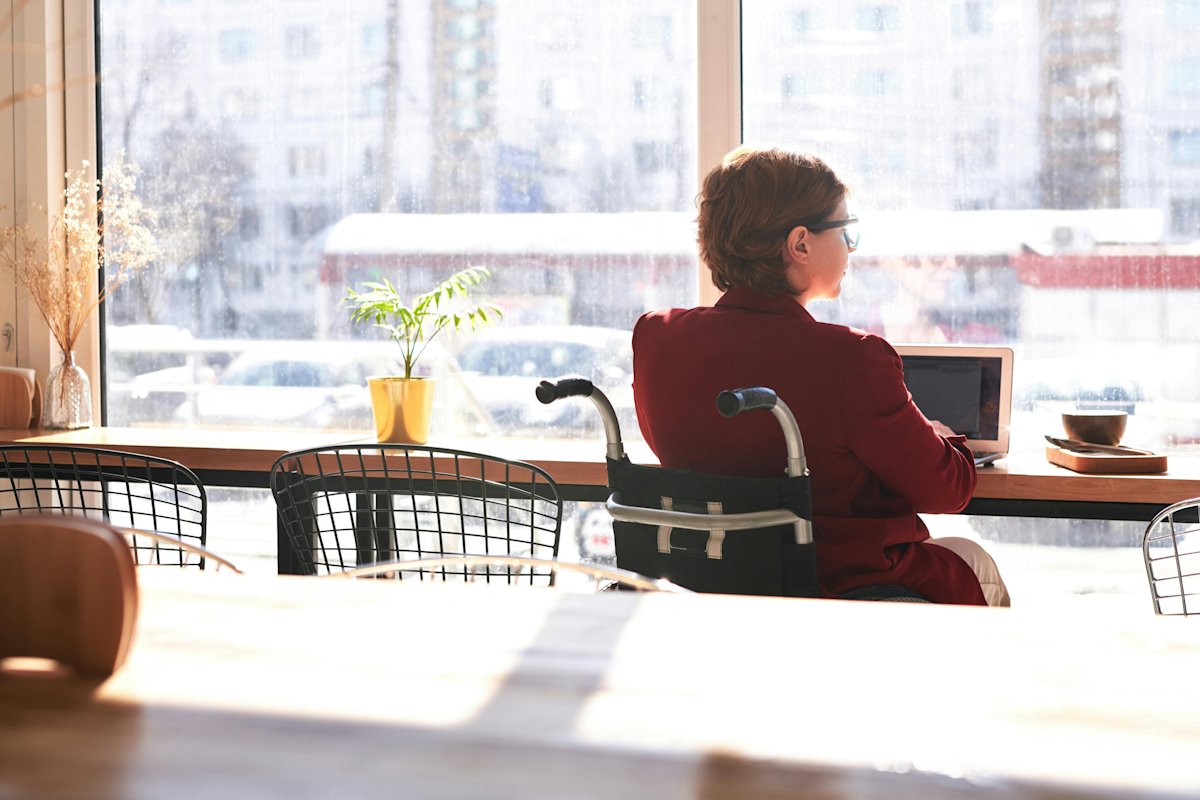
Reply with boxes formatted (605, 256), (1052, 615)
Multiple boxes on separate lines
(632, 287), (986, 605)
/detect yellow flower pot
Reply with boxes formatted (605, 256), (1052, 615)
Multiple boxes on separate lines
(368, 377), (436, 444)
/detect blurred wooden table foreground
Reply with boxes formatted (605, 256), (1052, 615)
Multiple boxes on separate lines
(1, 571), (1199, 799)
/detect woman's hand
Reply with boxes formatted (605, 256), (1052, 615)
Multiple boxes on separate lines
(930, 420), (957, 438)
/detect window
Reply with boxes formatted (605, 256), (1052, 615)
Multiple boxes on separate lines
(1171, 198), (1200, 236)
(951, 1), (993, 35)
(856, 69), (903, 97)
(100, 0), (697, 443)
(285, 26), (320, 59)
(856, 5), (901, 33)
(632, 77), (675, 110)
(239, 207), (261, 240)
(446, 15), (485, 40)
(1166, 0), (1200, 27)
(1169, 59), (1200, 96)
(221, 88), (258, 119)
(1170, 130), (1200, 164)
(451, 46), (483, 70)
(362, 23), (386, 57)
(785, 9), (815, 41)
(449, 76), (485, 100)
(219, 29), (257, 63)
(288, 146), (325, 177)
(362, 84), (386, 116)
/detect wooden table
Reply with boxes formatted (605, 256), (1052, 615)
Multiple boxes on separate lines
(3, 428), (1200, 519)
(1, 571), (1198, 799)
(0, 427), (371, 487)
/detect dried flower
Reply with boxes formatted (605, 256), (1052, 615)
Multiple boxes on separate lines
(0, 151), (158, 356)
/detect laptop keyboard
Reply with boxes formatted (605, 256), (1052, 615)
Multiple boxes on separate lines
(973, 452), (1003, 467)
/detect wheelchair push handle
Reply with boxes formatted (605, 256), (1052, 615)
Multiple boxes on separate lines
(717, 387), (777, 417)
(536, 375), (624, 461)
(535, 377), (594, 404)
(715, 386), (808, 480)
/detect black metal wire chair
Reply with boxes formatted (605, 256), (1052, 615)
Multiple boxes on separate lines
(0, 445), (208, 568)
(270, 444), (563, 584)
(326, 555), (689, 593)
(1144, 498), (1200, 616)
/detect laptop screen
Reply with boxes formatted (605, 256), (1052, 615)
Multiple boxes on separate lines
(899, 355), (1004, 441)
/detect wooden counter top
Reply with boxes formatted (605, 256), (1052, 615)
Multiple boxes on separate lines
(974, 453), (1200, 506)
(0, 427), (372, 474)
(2, 571), (1198, 798)
(3, 427), (1200, 509)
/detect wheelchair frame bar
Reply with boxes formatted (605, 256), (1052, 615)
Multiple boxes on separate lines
(608, 494), (801, 531)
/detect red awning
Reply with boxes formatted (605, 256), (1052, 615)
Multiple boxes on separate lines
(1013, 252), (1200, 289)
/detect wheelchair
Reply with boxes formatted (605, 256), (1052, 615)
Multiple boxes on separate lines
(536, 377), (930, 603)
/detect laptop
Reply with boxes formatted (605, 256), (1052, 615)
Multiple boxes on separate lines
(893, 345), (1014, 468)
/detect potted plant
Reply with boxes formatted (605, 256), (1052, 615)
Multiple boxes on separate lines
(346, 266), (501, 444)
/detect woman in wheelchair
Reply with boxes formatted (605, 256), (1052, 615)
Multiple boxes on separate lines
(632, 146), (1009, 607)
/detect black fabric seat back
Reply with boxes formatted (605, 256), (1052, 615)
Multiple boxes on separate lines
(606, 458), (817, 597)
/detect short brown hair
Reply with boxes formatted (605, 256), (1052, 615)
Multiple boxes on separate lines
(698, 146), (848, 297)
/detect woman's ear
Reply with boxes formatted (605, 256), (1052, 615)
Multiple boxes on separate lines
(783, 225), (810, 266)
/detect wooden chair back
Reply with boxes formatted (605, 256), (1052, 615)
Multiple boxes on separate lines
(0, 516), (139, 676)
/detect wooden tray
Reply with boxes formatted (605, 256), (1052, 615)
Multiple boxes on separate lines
(1045, 445), (1168, 474)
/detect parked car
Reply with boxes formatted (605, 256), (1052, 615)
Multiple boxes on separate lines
(456, 325), (638, 439)
(172, 341), (490, 435)
(106, 325), (208, 426)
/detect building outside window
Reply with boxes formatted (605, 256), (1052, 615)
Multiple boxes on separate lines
(219, 29), (257, 63)
(100, 0), (698, 444)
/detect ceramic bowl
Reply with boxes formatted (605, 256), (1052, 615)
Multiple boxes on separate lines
(1061, 411), (1127, 446)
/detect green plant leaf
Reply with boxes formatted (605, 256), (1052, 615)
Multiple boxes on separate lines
(345, 266), (498, 373)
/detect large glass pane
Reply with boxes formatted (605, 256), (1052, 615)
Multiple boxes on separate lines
(100, 0), (697, 442)
(743, 0), (1200, 457)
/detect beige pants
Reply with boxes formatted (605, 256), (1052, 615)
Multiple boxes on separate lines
(926, 536), (1011, 607)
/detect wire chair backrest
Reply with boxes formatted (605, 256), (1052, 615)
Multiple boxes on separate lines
(0, 446), (208, 569)
(271, 445), (563, 584)
(1144, 498), (1200, 616)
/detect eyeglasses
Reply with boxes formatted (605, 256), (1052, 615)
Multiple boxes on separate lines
(807, 215), (859, 251)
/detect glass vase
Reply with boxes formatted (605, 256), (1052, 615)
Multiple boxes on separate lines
(43, 350), (93, 430)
